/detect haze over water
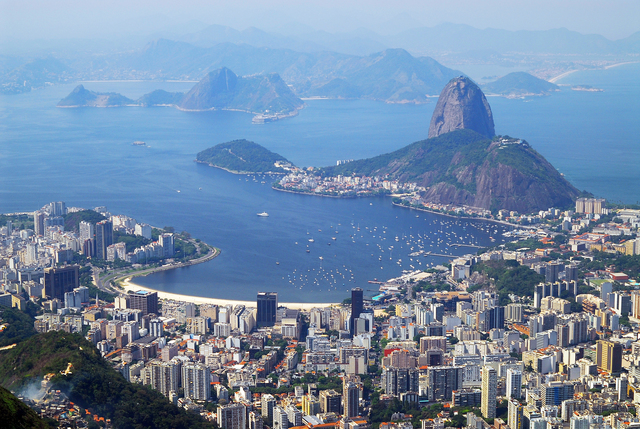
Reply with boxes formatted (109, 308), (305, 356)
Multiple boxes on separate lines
(0, 63), (638, 302)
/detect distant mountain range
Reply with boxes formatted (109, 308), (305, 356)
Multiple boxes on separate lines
(57, 67), (304, 118)
(169, 22), (640, 56)
(483, 72), (559, 97)
(4, 22), (639, 98)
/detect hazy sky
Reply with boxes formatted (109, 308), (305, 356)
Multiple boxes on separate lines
(1, 0), (639, 42)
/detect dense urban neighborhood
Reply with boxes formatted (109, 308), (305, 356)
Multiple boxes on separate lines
(2, 197), (640, 429)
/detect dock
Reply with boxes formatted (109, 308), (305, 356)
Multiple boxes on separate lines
(450, 243), (484, 249)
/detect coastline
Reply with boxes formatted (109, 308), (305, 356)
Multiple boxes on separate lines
(120, 277), (340, 310)
(390, 202), (533, 229)
(604, 61), (640, 70)
(549, 69), (580, 83)
(99, 244), (221, 292)
(195, 160), (285, 175)
(272, 186), (365, 199)
(549, 61), (639, 84)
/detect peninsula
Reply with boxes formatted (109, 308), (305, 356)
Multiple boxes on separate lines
(0, 203), (219, 302)
(274, 77), (579, 214)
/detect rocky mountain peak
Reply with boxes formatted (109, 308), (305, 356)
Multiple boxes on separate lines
(428, 76), (495, 139)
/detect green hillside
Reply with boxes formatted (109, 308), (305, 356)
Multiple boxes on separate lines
(0, 307), (37, 348)
(320, 129), (578, 213)
(63, 209), (106, 233)
(196, 139), (290, 173)
(0, 386), (48, 429)
(0, 331), (213, 428)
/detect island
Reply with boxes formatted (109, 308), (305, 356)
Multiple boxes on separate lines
(483, 71), (559, 98)
(57, 84), (137, 107)
(57, 67), (305, 123)
(196, 139), (293, 174)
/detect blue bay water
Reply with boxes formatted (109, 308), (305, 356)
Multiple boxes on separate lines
(0, 63), (638, 302)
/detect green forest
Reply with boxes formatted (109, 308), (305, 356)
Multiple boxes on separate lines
(0, 331), (213, 428)
(197, 139), (290, 173)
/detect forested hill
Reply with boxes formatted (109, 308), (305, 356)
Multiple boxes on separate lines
(196, 139), (292, 174)
(0, 331), (213, 428)
(483, 72), (559, 97)
(320, 129), (579, 213)
(0, 386), (47, 429)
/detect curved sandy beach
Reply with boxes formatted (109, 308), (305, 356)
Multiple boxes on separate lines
(120, 277), (340, 310)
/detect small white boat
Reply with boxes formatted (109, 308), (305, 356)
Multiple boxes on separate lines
(257, 212), (269, 217)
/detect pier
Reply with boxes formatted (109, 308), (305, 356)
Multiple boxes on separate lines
(450, 243), (484, 249)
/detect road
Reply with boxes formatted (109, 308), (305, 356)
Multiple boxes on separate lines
(93, 242), (220, 295)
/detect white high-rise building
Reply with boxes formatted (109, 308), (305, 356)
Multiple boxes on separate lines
(79, 221), (94, 242)
(25, 243), (38, 265)
(481, 366), (497, 419)
(506, 368), (523, 400)
(182, 363), (211, 400)
(261, 394), (276, 420)
(273, 406), (289, 429)
(134, 223), (152, 239)
(508, 399), (523, 429)
(159, 233), (174, 257)
(143, 359), (181, 397)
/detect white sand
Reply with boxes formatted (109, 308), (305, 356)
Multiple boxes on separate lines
(120, 277), (340, 310)
(604, 61), (639, 70)
(549, 69), (579, 83)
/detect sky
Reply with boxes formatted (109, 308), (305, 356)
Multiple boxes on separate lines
(1, 0), (639, 43)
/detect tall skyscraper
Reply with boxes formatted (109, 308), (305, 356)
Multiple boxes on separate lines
(144, 360), (181, 397)
(565, 265), (579, 282)
(182, 363), (211, 400)
(481, 366), (497, 419)
(597, 339), (622, 374)
(128, 290), (158, 315)
(95, 220), (113, 260)
(319, 389), (342, 413)
(79, 221), (94, 241)
(159, 233), (175, 257)
(424, 366), (463, 402)
(257, 292), (278, 327)
(272, 406), (289, 429)
(218, 403), (247, 429)
(34, 211), (45, 236)
(249, 412), (264, 429)
(508, 399), (523, 429)
(44, 265), (79, 301)
(48, 201), (66, 216)
(261, 394), (276, 420)
(350, 288), (363, 336)
(506, 368), (522, 400)
(343, 381), (359, 418)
